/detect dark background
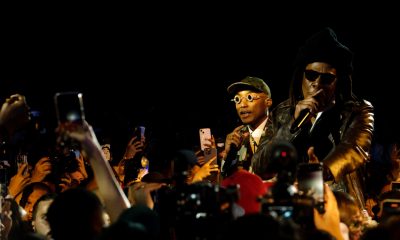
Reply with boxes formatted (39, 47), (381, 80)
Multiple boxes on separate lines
(2, 5), (399, 156)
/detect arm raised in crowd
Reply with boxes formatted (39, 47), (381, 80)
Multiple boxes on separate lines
(0, 94), (30, 138)
(64, 122), (130, 222)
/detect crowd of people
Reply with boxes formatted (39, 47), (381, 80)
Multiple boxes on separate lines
(1, 27), (400, 240)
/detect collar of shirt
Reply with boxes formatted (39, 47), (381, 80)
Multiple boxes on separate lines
(309, 111), (323, 133)
(248, 117), (268, 144)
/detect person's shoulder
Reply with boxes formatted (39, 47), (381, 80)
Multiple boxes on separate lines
(271, 99), (291, 113)
(343, 98), (374, 111)
(271, 99), (292, 122)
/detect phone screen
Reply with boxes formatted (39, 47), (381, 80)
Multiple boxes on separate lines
(54, 92), (85, 124)
(391, 181), (400, 191)
(297, 163), (325, 213)
(381, 199), (400, 218)
(133, 126), (145, 142)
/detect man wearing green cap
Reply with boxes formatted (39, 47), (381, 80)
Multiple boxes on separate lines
(222, 76), (274, 179)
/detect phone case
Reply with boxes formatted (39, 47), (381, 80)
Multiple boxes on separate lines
(199, 128), (212, 151)
(204, 147), (218, 165)
(204, 147), (219, 183)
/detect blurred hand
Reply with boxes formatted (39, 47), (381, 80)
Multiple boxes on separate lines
(0, 94), (30, 136)
(314, 183), (343, 240)
(31, 157), (52, 183)
(0, 199), (13, 238)
(307, 146), (319, 163)
(128, 182), (166, 209)
(76, 153), (88, 179)
(203, 135), (216, 149)
(190, 156), (219, 183)
(224, 125), (247, 154)
(8, 163), (31, 198)
(123, 136), (145, 159)
(58, 174), (73, 192)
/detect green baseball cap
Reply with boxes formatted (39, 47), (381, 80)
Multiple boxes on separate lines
(227, 76), (271, 98)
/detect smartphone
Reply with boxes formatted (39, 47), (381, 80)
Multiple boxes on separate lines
(391, 181), (400, 191)
(204, 147), (218, 165)
(199, 128), (212, 151)
(204, 147), (218, 183)
(133, 126), (145, 142)
(296, 162), (325, 214)
(381, 199), (400, 218)
(16, 153), (29, 175)
(54, 92), (85, 124)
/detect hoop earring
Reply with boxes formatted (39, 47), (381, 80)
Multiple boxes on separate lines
(265, 108), (269, 117)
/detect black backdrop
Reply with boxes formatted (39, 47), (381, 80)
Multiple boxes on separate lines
(3, 5), (399, 157)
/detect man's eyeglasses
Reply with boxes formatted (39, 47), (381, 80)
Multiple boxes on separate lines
(304, 70), (336, 84)
(231, 93), (265, 104)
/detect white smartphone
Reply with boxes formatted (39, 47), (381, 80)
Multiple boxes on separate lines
(199, 128), (212, 151)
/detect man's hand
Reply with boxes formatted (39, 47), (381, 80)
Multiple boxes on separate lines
(8, 163), (31, 198)
(224, 125), (247, 155)
(314, 183), (344, 240)
(0, 94), (30, 136)
(307, 146), (319, 163)
(31, 157), (52, 183)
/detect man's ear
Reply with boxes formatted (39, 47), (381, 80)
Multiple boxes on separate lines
(265, 98), (272, 107)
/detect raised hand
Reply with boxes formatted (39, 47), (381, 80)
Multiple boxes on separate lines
(31, 157), (52, 183)
(8, 163), (31, 198)
(0, 94), (30, 137)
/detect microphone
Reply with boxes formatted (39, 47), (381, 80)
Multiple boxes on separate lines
(222, 126), (248, 176)
(221, 143), (238, 177)
(290, 109), (312, 133)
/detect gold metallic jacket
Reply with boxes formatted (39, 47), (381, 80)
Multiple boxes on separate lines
(271, 99), (374, 209)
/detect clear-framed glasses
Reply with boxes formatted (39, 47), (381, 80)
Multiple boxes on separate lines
(231, 93), (265, 104)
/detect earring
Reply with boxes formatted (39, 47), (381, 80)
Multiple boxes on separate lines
(265, 108), (269, 117)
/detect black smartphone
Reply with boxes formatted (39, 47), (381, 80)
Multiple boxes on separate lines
(204, 147), (218, 183)
(54, 92), (85, 125)
(391, 181), (400, 191)
(296, 162), (325, 214)
(133, 126), (145, 142)
(381, 199), (400, 219)
(204, 147), (218, 165)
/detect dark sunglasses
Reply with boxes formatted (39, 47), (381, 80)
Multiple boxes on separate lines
(304, 70), (336, 84)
